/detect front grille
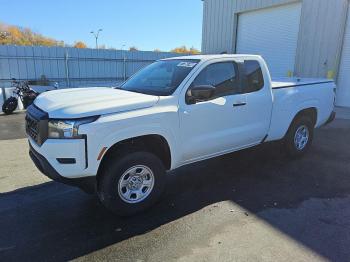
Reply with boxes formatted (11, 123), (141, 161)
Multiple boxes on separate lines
(25, 104), (49, 146)
(25, 114), (39, 142)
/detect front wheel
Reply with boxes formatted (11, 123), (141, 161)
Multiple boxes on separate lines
(97, 151), (166, 216)
(2, 97), (18, 115)
(284, 116), (314, 158)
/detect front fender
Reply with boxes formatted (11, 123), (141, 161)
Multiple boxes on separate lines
(81, 110), (180, 174)
(101, 124), (177, 158)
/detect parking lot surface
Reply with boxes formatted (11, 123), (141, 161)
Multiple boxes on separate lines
(1, 112), (350, 261)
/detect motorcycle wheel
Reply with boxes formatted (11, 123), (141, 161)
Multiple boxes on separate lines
(2, 97), (18, 115)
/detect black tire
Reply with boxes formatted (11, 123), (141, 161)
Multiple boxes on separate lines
(284, 115), (314, 158)
(97, 151), (166, 216)
(2, 97), (18, 115)
(23, 91), (37, 109)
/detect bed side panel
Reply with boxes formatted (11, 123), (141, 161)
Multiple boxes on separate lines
(267, 82), (335, 141)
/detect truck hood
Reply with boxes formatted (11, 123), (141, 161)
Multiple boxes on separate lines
(34, 87), (159, 118)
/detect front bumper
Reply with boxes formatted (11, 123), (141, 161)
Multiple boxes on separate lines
(29, 143), (96, 193)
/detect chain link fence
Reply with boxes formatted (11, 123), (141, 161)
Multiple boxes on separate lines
(0, 45), (180, 106)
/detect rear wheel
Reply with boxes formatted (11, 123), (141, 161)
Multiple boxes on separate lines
(97, 151), (166, 216)
(2, 97), (18, 115)
(284, 116), (314, 158)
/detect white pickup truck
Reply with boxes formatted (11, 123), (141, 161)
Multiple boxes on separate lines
(26, 55), (336, 215)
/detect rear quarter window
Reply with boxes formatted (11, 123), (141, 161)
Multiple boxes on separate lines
(243, 60), (264, 93)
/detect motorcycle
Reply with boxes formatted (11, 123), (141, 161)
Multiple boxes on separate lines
(2, 79), (38, 115)
(2, 79), (58, 115)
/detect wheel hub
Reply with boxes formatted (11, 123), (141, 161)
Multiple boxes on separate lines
(128, 176), (143, 190)
(118, 165), (155, 204)
(294, 125), (309, 151)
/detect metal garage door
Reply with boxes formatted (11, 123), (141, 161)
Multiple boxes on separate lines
(236, 3), (302, 77)
(336, 6), (350, 107)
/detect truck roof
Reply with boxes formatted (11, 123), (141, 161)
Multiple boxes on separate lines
(161, 54), (262, 61)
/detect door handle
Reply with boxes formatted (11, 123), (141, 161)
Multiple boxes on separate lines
(233, 102), (247, 107)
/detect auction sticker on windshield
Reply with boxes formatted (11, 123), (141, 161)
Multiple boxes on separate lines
(177, 62), (197, 68)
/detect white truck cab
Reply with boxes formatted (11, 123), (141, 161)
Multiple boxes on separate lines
(26, 55), (336, 215)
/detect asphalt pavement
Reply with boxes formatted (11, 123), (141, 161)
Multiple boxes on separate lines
(0, 111), (350, 261)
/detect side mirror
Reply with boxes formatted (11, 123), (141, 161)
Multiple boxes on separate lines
(186, 85), (216, 104)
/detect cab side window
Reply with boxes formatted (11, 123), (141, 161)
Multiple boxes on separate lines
(243, 60), (264, 93)
(192, 62), (240, 97)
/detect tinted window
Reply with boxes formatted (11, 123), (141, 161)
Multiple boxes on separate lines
(243, 60), (264, 93)
(192, 62), (239, 97)
(121, 59), (199, 96)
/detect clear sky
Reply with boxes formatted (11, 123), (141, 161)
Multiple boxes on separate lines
(0, 0), (203, 51)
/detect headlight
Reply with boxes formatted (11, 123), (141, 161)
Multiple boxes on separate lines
(48, 116), (99, 139)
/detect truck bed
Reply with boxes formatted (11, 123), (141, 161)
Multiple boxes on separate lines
(268, 77), (336, 142)
(271, 77), (333, 89)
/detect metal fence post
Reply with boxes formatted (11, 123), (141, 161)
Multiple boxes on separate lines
(123, 51), (126, 81)
(65, 51), (70, 87)
(1, 87), (6, 102)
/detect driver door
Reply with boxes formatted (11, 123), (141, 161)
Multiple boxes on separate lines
(178, 61), (247, 163)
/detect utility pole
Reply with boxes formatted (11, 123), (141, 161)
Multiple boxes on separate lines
(90, 29), (103, 49)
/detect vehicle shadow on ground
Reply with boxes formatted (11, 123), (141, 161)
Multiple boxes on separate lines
(0, 123), (350, 261)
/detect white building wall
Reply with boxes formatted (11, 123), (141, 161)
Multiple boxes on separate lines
(294, 0), (349, 78)
(336, 5), (350, 107)
(202, 0), (237, 55)
(202, 0), (349, 79)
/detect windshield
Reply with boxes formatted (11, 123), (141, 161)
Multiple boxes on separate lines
(120, 59), (199, 96)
